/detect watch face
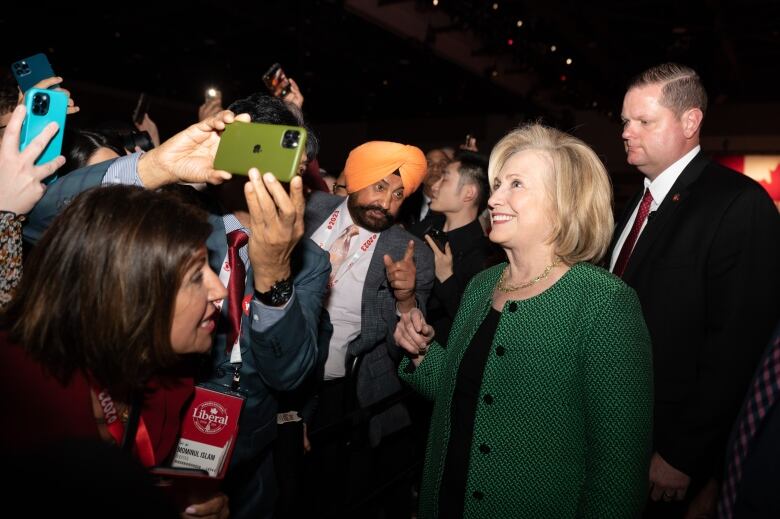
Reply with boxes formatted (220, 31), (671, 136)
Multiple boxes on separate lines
(258, 277), (293, 307)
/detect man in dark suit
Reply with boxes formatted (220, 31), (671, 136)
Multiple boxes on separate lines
(610, 62), (780, 518)
(26, 102), (329, 519)
(302, 141), (434, 515)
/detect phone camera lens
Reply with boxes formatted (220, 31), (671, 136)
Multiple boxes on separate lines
(282, 130), (300, 149)
(32, 93), (49, 115)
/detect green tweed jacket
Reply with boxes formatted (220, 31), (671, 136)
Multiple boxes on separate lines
(400, 262), (653, 518)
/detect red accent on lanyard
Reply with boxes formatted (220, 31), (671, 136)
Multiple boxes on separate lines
(327, 233), (378, 289)
(96, 389), (156, 468)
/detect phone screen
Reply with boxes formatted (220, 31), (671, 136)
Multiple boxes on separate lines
(262, 63), (291, 97)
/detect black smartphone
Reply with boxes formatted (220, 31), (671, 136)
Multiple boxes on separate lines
(132, 93), (150, 125)
(262, 63), (291, 98)
(427, 227), (448, 252)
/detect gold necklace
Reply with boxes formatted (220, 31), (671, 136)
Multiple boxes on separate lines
(496, 259), (561, 292)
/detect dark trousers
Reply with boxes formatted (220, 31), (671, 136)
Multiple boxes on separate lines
(273, 420), (305, 519)
(303, 377), (415, 519)
(224, 448), (276, 519)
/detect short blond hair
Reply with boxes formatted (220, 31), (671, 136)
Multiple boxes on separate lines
(488, 124), (614, 264)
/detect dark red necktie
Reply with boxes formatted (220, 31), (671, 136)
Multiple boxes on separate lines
(226, 229), (248, 353)
(613, 188), (654, 278)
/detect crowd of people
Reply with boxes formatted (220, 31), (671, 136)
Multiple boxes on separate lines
(1, 60), (779, 519)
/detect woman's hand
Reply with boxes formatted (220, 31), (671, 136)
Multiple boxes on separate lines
(0, 104), (64, 214)
(183, 492), (229, 519)
(394, 308), (434, 366)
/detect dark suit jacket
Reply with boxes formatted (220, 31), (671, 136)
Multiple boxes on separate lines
(609, 152), (780, 480)
(304, 191), (435, 445)
(24, 161), (330, 469)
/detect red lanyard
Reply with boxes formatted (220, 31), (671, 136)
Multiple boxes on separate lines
(95, 389), (156, 468)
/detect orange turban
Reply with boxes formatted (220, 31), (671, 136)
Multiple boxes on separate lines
(343, 141), (426, 199)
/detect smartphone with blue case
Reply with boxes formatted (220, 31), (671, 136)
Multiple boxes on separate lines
(20, 88), (68, 183)
(11, 53), (57, 93)
(213, 121), (307, 182)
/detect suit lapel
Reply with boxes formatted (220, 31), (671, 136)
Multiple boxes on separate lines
(304, 192), (343, 240)
(622, 152), (709, 281)
(609, 189), (643, 257)
(364, 229), (394, 307)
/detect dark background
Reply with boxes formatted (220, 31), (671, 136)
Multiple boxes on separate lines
(3, 0), (779, 207)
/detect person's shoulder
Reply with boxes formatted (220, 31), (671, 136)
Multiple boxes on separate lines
(700, 159), (768, 196)
(387, 223), (429, 252)
(468, 262), (505, 286)
(307, 191), (342, 211)
(565, 262), (636, 298)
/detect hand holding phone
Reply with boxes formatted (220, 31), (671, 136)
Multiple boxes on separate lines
(199, 88), (223, 122)
(423, 229), (454, 283)
(132, 93), (150, 125)
(426, 227), (448, 253)
(460, 133), (478, 152)
(262, 63), (291, 98)
(0, 104), (65, 214)
(19, 88), (68, 182)
(213, 121), (307, 182)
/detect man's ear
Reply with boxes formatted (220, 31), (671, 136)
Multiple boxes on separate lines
(681, 108), (704, 139)
(461, 183), (477, 205)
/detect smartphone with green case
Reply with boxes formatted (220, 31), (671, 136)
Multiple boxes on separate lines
(213, 121), (307, 182)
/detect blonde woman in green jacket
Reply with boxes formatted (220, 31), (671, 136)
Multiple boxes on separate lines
(395, 124), (653, 518)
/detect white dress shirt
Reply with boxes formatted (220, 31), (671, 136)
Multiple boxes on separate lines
(610, 146), (700, 271)
(311, 200), (380, 379)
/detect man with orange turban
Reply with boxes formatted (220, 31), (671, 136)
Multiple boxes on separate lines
(299, 140), (434, 516)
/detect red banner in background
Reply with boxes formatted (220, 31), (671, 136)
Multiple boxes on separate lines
(715, 155), (780, 203)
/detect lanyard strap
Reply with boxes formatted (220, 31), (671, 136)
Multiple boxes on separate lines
(316, 208), (379, 288)
(329, 233), (378, 288)
(95, 389), (156, 468)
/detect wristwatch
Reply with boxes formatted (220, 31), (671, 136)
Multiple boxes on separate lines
(255, 276), (293, 307)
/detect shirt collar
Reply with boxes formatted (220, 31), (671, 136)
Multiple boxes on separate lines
(644, 145), (700, 206)
(223, 213), (249, 236)
(333, 199), (380, 242)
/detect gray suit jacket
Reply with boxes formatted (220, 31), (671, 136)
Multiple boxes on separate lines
(305, 191), (435, 444)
